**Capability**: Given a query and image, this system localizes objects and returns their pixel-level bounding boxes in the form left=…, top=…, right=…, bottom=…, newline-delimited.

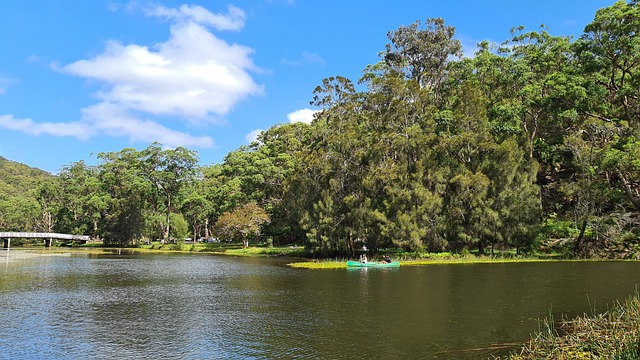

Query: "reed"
left=506, top=290, right=640, bottom=359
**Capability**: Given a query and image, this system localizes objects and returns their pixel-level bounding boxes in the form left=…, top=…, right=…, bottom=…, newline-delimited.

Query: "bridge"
left=0, top=232, right=91, bottom=248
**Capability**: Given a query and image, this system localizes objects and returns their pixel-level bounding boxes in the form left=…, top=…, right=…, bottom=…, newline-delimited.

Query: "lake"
left=1, top=250, right=640, bottom=359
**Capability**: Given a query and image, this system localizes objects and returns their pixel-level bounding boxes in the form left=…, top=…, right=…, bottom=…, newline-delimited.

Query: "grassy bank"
left=17, top=242, right=629, bottom=268
left=505, top=291, right=640, bottom=359
left=19, top=241, right=307, bottom=258
left=285, top=252, right=613, bottom=269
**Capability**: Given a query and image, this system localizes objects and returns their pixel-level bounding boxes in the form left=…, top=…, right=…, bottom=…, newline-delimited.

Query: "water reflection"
left=1, top=252, right=639, bottom=359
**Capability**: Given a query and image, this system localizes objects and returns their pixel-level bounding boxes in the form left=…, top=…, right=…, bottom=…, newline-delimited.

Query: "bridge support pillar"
left=45, top=238, right=52, bottom=247
left=3, top=238, right=9, bottom=249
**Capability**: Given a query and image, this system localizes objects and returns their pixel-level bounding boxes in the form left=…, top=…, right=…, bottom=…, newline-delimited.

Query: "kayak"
left=346, top=260, right=400, bottom=268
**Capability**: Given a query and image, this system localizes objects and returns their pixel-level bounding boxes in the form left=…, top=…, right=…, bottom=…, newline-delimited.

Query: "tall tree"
left=97, top=148, right=150, bottom=246
left=382, top=17, right=462, bottom=103
left=141, top=143, right=199, bottom=241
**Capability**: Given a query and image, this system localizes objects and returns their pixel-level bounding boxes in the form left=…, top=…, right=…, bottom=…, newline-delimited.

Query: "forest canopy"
left=2, top=1, right=639, bottom=258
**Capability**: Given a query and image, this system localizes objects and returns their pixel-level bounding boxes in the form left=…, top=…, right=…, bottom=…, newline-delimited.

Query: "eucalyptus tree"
left=382, top=17, right=462, bottom=104
left=35, top=178, right=62, bottom=233
left=57, top=161, right=108, bottom=237
left=496, top=27, right=588, bottom=162
left=141, top=143, right=199, bottom=241
left=180, top=183, right=209, bottom=241
left=574, top=0, right=640, bottom=214
left=255, top=122, right=310, bottom=243
left=97, top=148, right=150, bottom=246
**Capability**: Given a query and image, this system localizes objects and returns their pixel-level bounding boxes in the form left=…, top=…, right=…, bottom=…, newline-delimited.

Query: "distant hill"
left=0, top=157, right=53, bottom=231
left=0, top=156, right=52, bottom=200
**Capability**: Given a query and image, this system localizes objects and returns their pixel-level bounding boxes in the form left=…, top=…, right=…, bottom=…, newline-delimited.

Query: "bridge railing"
left=0, top=232, right=90, bottom=241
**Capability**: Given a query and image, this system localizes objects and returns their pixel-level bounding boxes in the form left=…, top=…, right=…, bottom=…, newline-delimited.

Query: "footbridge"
left=0, top=232, right=91, bottom=248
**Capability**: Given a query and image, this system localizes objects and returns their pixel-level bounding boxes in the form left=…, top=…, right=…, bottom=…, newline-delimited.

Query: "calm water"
left=1, top=250, right=640, bottom=359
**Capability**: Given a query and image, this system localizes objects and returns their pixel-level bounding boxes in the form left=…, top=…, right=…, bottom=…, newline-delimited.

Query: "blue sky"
left=0, top=0, right=615, bottom=173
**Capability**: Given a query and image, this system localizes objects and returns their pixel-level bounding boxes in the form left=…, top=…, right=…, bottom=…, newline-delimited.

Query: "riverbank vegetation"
left=506, top=290, right=640, bottom=359
left=1, top=1, right=640, bottom=261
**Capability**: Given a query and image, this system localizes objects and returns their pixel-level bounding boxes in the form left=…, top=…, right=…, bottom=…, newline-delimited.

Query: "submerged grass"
left=504, top=290, right=640, bottom=359
left=286, top=253, right=575, bottom=269
left=287, top=260, right=347, bottom=269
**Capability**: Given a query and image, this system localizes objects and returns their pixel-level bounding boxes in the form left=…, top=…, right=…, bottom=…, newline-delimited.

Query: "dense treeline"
left=1, top=1, right=639, bottom=257
left=0, top=157, right=52, bottom=232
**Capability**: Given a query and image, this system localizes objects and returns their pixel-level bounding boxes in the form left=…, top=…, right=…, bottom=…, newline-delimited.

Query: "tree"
left=180, top=188, right=209, bottom=241
left=574, top=0, right=640, bottom=212
left=97, top=148, right=150, bottom=246
left=212, top=202, right=270, bottom=248
left=35, top=178, right=61, bottom=233
left=141, top=143, right=199, bottom=241
left=57, top=161, right=108, bottom=237
left=382, top=18, right=462, bottom=102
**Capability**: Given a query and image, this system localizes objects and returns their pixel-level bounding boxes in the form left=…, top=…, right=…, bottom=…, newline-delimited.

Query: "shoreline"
left=1, top=248, right=72, bottom=263
left=4, top=245, right=636, bottom=269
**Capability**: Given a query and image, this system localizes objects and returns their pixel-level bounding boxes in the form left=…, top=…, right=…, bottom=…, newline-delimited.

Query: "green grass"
left=505, top=290, right=640, bottom=359
left=287, top=260, right=347, bottom=269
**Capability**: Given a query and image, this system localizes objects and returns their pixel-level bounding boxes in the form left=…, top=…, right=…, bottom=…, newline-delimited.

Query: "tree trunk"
left=618, top=171, right=640, bottom=211
left=165, top=194, right=171, bottom=241
left=574, top=220, right=588, bottom=255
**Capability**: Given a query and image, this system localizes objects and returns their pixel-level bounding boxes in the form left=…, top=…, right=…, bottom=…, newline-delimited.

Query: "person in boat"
left=359, top=254, right=368, bottom=263
left=383, top=255, right=392, bottom=263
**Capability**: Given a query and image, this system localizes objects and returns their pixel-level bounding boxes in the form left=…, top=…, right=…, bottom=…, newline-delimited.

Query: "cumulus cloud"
left=0, top=2, right=261, bottom=149
left=60, top=5, right=263, bottom=122
left=287, top=108, right=319, bottom=124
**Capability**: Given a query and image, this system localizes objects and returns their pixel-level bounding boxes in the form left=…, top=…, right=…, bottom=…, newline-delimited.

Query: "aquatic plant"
left=507, top=290, right=640, bottom=359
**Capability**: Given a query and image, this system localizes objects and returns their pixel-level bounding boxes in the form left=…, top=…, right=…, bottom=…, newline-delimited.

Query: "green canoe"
left=346, top=260, right=400, bottom=268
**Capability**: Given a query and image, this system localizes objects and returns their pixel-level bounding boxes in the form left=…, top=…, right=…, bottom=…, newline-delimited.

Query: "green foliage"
left=213, top=202, right=270, bottom=248
left=169, top=213, right=189, bottom=241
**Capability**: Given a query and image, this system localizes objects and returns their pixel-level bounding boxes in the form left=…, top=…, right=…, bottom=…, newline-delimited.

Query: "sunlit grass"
left=505, top=289, right=640, bottom=359
left=287, top=260, right=347, bottom=269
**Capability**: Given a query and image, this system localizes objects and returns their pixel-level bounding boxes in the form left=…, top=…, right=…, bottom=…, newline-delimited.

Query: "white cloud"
left=287, top=108, right=319, bottom=124
left=0, top=114, right=92, bottom=139
left=60, top=13, right=263, bottom=122
left=246, top=129, right=264, bottom=144
left=0, top=3, right=259, bottom=150
left=146, top=4, right=246, bottom=31
left=5, top=3, right=263, bottom=149
left=81, top=102, right=214, bottom=148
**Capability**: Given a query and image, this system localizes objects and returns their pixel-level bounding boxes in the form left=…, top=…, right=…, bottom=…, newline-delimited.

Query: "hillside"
left=0, top=157, right=52, bottom=231
left=0, top=156, right=52, bottom=199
